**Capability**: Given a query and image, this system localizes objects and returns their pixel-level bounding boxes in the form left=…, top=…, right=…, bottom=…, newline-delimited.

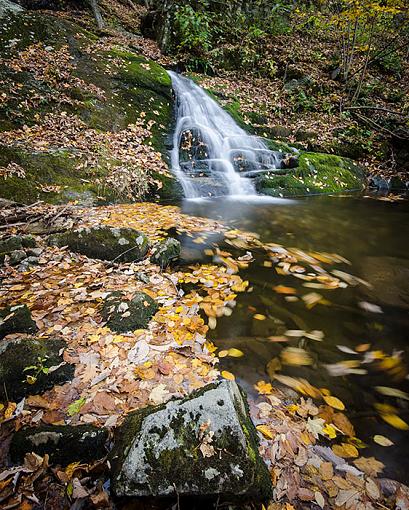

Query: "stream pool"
left=181, top=193, right=409, bottom=483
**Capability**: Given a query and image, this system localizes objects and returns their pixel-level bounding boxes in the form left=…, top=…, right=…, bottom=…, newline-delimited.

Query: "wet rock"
left=10, top=424, right=108, bottom=466
left=0, top=304, right=37, bottom=339
left=101, top=291, right=158, bottom=333
left=110, top=380, right=272, bottom=499
left=281, top=154, right=299, bottom=169
left=9, top=249, right=26, bottom=265
left=150, top=237, right=181, bottom=269
left=19, top=256, right=40, bottom=271
left=26, top=247, right=42, bottom=257
left=48, top=226, right=149, bottom=263
left=0, top=0, right=23, bottom=17
left=0, top=337, right=74, bottom=402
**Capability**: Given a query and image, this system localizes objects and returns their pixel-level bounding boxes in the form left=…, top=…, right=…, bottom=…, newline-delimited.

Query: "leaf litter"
left=0, top=200, right=408, bottom=509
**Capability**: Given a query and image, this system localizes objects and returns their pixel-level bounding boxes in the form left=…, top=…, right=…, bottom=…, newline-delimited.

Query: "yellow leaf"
left=381, top=413, right=409, bottom=430
left=322, top=424, right=337, bottom=439
left=254, top=380, right=273, bottom=395
left=373, top=435, right=394, bottom=447
left=273, top=285, right=297, bottom=294
left=253, top=314, right=266, bottom=320
left=227, top=348, right=244, bottom=358
left=323, top=395, right=345, bottom=411
left=218, top=350, right=228, bottom=358
left=256, top=424, right=274, bottom=440
left=221, top=370, right=235, bottom=381
left=332, top=443, right=358, bottom=458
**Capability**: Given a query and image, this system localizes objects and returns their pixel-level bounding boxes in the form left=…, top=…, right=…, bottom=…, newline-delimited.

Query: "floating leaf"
left=253, top=314, right=266, bottom=320
left=227, top=348, right=244, bottom=358
left=380, top=413, right=409, bottom=430
left=373, top=435, right=394, bottom=447
left=323, top=395, right=345, bottom=411
left=375, top=386, right=409, bottom=401
left=254, top=380, right=273, bottom=395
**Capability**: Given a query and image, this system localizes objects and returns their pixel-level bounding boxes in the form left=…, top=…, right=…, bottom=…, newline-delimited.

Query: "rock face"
left=101, top=291, right=158, bottom=332
left=0, top=304, right=38, bottom=339
left=48, top=226, right=149, bottom=262
left=150, top=237, right=181, bottom=269
left=256, top=151, right=366, bottom=197
left=0, top=0, right=23, bottom=17
left=0, top=337, right=74, bottom=402
left=110, top=380, right=272, bottom=499
left=10, top=425, right=108, bottom=466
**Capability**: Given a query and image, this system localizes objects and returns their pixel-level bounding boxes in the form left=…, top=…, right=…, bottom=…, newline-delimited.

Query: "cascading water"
left=168, top=71, right=282, bottom=199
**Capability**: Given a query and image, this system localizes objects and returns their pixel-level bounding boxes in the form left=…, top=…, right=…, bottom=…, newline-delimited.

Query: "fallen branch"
left=345, top=106, right=408, bottom=117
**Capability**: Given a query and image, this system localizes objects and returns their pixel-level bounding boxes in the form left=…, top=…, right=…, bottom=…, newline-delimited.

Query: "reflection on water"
left=181, top=194, right=409, bottom=482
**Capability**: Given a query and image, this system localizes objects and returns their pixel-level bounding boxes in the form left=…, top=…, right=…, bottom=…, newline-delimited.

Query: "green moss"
left=256, top=151, right=366, bottom=197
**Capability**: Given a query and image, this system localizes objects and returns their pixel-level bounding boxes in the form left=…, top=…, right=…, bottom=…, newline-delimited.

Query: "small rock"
left=281, top=154, right=299, bottom=169
left=9, top=249, right=26, bottom=265
left=0, top=304, right=37, bottom=339
left=21, top=235, right=37, bottom=248
left=0, top=235, right=23, bottom=253
left=110, top=380, right=272, bottom=499
left=10, top=424, right=108, bottom=466
left=0, top=337, right=74, bottom=402
left=48, top=226, right=149, bottom=263
left=101, top=291, right=158, bottom=332
left=135, top=271, right=150, bottom=284
left=27, top=247, right=42, bottom=257
left=150, top=237, right=181, bottom=269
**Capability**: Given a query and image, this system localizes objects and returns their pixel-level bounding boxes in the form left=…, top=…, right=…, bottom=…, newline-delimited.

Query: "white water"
left=168, top=71, right=281, bottom=199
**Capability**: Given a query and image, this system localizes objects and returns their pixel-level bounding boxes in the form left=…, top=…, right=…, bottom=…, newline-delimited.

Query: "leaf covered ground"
left=1, top=201, right=409, bottom=509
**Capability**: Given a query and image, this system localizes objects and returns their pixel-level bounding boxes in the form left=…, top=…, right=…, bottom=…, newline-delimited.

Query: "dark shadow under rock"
left=10, top=424, right=108, bottom=466
left=0, top=337, right=74, bottom=402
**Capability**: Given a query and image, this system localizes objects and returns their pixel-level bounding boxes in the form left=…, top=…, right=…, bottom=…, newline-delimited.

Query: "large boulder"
left=48, top=226, right=149, bottom=263
left=150, top=237, right=181, bottom=269
left=0, top=304, right=38, bottom=339
left=10, top=424, right=108, bottom=466
left=101, top=291, right=158, bottom=332
left=0, top=0, right=23, bottom=17
left=110, top=380, right=272, bottom=499
left=255, top=151, right=366, bottom=197
left=0, top=337, right=74, bottom=402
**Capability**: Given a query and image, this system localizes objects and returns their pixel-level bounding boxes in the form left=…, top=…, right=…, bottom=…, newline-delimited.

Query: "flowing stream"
left=168, top=71, right=281, bottom=199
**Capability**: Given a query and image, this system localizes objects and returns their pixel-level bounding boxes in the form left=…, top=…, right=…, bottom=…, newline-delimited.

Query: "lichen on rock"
left=0, top=303, right=37, bottom=339
left=110, top=380, right=272, bottom=500
left=150, top=237, right=181, bottom=269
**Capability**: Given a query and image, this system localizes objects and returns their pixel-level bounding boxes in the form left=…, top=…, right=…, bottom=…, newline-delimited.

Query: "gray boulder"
left=48, top=226, right=149, bottom=263
left=0, top=304, right=37, bottom=339
left=150, top=237, right=181, bottom=269
left=0, top=337, right=74, bottom=402
left=0, top=0, right=23, bottom=18
left=10, top=424, right=108, bottom=466
left=101, top=291, right=158, bottom=332
left=110, top=380, right=272, bottom=499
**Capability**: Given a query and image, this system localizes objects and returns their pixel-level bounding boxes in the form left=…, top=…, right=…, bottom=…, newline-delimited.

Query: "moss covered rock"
left=48, top=226, right=148, bottom=262
left=110, top=380, right=272, bottom=499
left=255, top=151, right=366, bottom=197
left=150, top=237, right=181, bottom=269
left=0, top=304, right=37, bottom=339
left=0, top=337, right=74, bottom=402
left=101, top=291, right=158, bottom=332
left=10, top=424, right=108, bottom=466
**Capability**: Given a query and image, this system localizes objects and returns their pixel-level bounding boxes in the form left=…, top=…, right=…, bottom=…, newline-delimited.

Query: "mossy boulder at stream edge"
left=0, top=10, right=180, bottom=204
left=101, top=291, right=158, bottom=332
left=110, top=380, right=272, bottom=500
left=48, top=226, right=148, bottom=262
left=255, top=152, right=366, bottom=197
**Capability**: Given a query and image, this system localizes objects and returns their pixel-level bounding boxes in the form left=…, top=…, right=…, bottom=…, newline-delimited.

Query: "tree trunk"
left=87, top=0, right=105, bottom=29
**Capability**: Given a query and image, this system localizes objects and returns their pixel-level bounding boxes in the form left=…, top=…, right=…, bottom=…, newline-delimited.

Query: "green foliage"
left=23, top=356, right=49, bottom=385
left=174, top=5, right=213, bottom=55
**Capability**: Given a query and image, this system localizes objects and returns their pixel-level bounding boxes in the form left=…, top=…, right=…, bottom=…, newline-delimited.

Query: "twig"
left=345, top=106, right=407, bottom=117
left=352, top=111, right=407, bottom=140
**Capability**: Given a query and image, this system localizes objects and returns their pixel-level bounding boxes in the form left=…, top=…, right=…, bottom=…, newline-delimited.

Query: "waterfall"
left=168, top=71, right=281, bottom=199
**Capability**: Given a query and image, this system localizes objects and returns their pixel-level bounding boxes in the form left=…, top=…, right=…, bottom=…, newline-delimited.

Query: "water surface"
left=182, top=194, right=409, bottom=482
